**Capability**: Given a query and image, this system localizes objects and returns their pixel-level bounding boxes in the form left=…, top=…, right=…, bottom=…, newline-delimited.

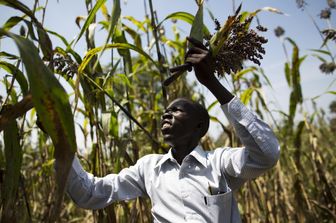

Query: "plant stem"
left=148, top=0, right=167, bottom=106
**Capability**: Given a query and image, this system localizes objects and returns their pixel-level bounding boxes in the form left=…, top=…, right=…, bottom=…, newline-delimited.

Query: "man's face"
left=160, top=99, right=200, bottom=146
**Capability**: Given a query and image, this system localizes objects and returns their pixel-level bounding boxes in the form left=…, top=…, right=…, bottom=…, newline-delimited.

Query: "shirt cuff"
left=220, top=97, right=256, bottom=126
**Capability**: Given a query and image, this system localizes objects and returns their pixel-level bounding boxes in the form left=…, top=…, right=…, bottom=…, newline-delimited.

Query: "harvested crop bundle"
left=165, top=4, right=269, bottom=85
left=205, top=14, right=268, bottom=77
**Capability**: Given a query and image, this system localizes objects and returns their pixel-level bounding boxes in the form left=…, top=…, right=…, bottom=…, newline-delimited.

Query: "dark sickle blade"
left=164, top=63, right=192, bottom=86
left=169, top=63, right=192, bottom=73
left=163, top=70, right=184, bottom=86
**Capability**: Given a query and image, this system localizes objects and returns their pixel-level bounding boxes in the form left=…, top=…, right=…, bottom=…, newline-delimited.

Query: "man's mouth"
left=162, top=123, right=171, bottom=129
left=161, top=120, right=172, bottom=131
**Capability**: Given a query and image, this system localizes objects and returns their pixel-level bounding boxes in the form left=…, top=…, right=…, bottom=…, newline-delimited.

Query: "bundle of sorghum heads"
left=319, top=62, right=336, bottom=74
left=328, top=0, right=336, bottom=9
left=206, top=15, right=268, bottom=76
left=296, top=0, right=307, bottom=9
left=53, top=54, right=78, bottom=80
left=274, top=26, right=285, bottom=38
left=322, top=29, right=336, bottom=42
left=320, top=8, right=331, bottom=19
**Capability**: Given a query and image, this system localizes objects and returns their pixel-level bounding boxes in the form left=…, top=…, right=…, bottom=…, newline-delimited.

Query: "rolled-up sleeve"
left=220, top=97, right=280, bottom=188
left=65, top=156, right=147, bottom=209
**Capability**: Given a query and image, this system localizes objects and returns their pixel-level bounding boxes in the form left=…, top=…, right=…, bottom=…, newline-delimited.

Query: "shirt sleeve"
left=65, top=155, right=147, bottom=209
left=220, top=97, right=280, bottom=189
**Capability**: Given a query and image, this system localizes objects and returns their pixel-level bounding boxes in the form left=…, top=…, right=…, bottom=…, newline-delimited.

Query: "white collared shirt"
left=65, top=97, right=280, bottom=222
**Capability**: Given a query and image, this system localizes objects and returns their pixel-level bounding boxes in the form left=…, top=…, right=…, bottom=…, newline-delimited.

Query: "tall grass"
left=0, top=0, right=335, bottom=222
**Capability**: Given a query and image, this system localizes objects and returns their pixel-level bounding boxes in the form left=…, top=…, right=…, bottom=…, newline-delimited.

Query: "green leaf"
left=312, top=90, right=336, bottom=100
left=107, top=0, right=121, bottom=42
left=47, top=30, right=82, bottom=63
left=284, top=62, right=291, bottom=86
left=294, top=120, right=305, bottom=148
left=100, top=2, right=110, bottom=21
left=1, top=120, right=22, bottom=222
left=0, top=0, right=35, bottom=18
left=123, top=16, right=147, bottom=32
left=75, top=0, right=107, bottom=44
left=113, top=73, right=132, bottom=88
left=241, top=88, right=254, bottom=105
left=109, top=110, right=119, bottom=137
left=234, top=67, right=257, bottom=81
left=36, top=25, right=53, bottom=60
left=189, top=3, right=204, bottom=44
left=122, top=24, right=142, bottom=48
left=0, top=61, right=29, bottom=95
left=207, top=100, right=218, bottom=112
left=3, top=30, right=76, bottom=221
left=257, top=67, right=273, bottom=89
left=47, top=29, right=70, bottom=47
left=97, top=0, right=121, bottom=62
left=2, top=16, right=24, bottom=32
left=311, top=54, right=327, bottom=63
left=0, top=0, right=53, bottom=60
left=113, top=23, right=132, bottom=74
left=157, top=12, right=210, bottom=38
left=326, top=90, right=336, bottom=95
left=0, top=51, right=19, bottom=60
left=79, top=43, right=158, bottom=74
left=22, top=19, right=38, bottom=40
left=286, top=37, right=303, bottom=104
left=289, top=91, right=297, bottom=121
left=309, top=49, right=332, bottom=57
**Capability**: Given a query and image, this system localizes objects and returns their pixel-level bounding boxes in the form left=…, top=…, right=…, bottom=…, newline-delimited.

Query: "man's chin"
left=162, top=135, right=176, bottom=146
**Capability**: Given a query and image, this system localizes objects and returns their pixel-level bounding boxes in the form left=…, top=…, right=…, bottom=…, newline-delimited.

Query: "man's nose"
left=161, top=112, right=172, bottom=119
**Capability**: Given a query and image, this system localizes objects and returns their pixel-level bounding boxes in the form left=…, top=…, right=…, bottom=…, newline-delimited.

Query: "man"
left=64, top=38, right=280, bottom=222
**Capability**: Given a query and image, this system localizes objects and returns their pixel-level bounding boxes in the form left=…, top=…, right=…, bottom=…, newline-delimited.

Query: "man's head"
left=160, top=98, right=210, bottom=147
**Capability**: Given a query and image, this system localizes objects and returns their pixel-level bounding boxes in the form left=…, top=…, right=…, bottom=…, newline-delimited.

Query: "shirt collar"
left=154, top=144, right=208, bottom=170
left=154, top=149, right=174, bottom=170
left=189, top=145, right=208, bottom=167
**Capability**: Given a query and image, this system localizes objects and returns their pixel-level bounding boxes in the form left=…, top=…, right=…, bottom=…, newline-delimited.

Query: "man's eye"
left=165, top=107, right=183, bottom=113
left=174, top=108, right=183, bottom=112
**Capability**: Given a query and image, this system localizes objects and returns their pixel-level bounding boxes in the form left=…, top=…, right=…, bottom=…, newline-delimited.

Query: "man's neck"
left=172, top=141, right=198, bottom=165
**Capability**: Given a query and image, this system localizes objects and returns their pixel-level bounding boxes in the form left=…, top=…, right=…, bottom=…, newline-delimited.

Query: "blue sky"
left=1, top=0, right=335, bottom=141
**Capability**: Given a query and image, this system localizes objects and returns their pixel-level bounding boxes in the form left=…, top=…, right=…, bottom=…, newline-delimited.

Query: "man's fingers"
left=185, top=47, right=209, bottom=63
left=185, top=54, right=204, bottom=64
left=187, top=46, right=208, bottom=54
left=187, top=36, right=208, bottom=50
left=169, top=63, right=192, bottom=73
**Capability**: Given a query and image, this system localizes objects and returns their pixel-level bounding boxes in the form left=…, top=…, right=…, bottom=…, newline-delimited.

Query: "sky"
left=0, top=0, right=335, bottom=144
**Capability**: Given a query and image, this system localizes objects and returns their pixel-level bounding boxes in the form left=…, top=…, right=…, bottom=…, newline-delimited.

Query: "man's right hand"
left=185, top=37, right=234, bottom=104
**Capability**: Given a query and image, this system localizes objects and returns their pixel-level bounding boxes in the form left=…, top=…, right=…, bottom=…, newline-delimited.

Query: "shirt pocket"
left=205, top=190, right=232, bottom=223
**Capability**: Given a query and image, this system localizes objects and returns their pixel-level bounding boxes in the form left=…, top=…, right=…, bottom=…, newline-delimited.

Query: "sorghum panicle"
left=320, top=8, right=331, bottom=19
left=328, top=0, right=336, bottom=9
left=322, top=29, right=336, bottom=42
left=209, top=15, right=268, bottom=77
left=53, top=54, right=78, bottom=80
left=296, top=0, right=307, bottom=9
left=320, top=62, right=336, bottom=74
left=274, top=26, right=285, bottom=37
